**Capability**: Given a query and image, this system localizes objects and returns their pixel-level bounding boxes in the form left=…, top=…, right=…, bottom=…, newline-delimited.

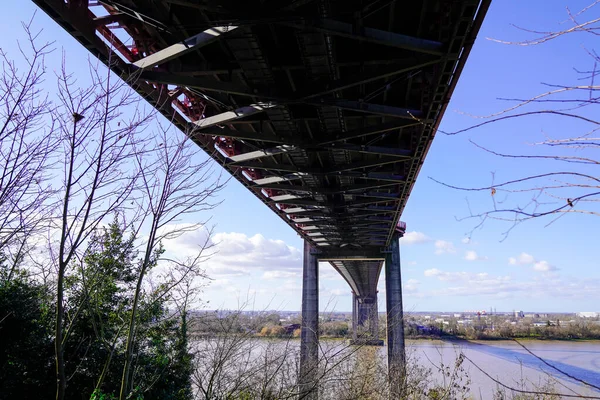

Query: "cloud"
left=424, top=268, right=504, bottom=283
left=404, top=279, right=420, bottom=293
left=464, top=250, right=488, bottom=261
left=161, top=229, right=302, bottom=277
left=424, top=268, right=442, bottom=277
left=508, top=252, right=535, bottom=265
left=320, top=269, right=344, bottom=281
left=533, top=261, right=558, bottom=272
left=208, top=279, right=237, bottom=293
left=434, top=240, right=456, bottom=255
left=401, top=231, right=431, bottom=245
left=329, top=288, right=347, bottom=296
left=508, top=252, right=558, bottom=272
left=262, top=270, right=299, bottom=280
left=461, top=237, right=471, bottom=244
left=427, top=274, right=597, bottom=299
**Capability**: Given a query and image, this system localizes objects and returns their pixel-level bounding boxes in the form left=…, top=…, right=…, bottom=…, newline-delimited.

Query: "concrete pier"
left=299, top=241, right=319, bottom=399
left=385, top=230, right=406, bottom=396
left=350, top=294, right=383, bottom=346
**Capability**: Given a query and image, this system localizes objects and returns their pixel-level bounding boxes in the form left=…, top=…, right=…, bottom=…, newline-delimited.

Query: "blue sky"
left=4, top=1, right=599, bottom=312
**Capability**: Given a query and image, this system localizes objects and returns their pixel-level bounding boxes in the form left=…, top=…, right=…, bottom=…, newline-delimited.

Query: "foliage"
left=61, top=220, right=193, bottom=399
left=0, top=221, right=193, bottom=399
left=0, top=260, right=54, bottom=399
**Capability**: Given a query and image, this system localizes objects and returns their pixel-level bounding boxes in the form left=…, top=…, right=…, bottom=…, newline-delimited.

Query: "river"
left=407, top=339, right=600, bottom=398
left=192, top=336, right=600, bottom=398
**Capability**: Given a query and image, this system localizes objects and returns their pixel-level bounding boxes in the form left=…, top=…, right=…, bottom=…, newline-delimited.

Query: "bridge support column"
left=350, top=295, right=383, bottom=345
left=369, top=297, right=379, bottom=338
left=352, top=292, right=358, bottom=340
left=299, top=241, right=319, bottom=399
left=385, top=230, right=405, bottom=397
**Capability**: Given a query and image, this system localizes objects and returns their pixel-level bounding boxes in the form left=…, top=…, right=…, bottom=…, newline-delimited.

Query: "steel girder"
left=33, top=0, right=491, bottom=297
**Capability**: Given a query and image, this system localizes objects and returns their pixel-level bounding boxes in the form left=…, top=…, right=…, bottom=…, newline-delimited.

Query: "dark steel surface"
left=33, top=0, right=490, bottom=298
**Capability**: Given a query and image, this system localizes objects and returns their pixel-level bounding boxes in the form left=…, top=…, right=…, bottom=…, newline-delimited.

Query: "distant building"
left=577, top=312, right=599, bottom=318
left=514, top=311, right=524, bottom=319
left=453, top=313, right=462, bottom=318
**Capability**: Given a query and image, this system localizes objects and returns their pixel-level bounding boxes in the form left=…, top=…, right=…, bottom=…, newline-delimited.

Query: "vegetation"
left=0, top=222, right=193, bottom=399
left=0, top=21, right=220, bottom=400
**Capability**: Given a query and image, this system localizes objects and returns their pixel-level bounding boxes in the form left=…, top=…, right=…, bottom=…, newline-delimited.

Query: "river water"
left=407, top=339, right=600, bottom=398
left=192, top=337, right=600, bottom=398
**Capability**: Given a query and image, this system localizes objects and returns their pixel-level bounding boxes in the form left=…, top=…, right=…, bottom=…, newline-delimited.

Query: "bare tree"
left=0, top=20, right=57, bottom=279
left=432, top=2, right=600, bottom=238
left=49, top=52, right=153, bottom=399
left=118, top=120, right=224, bottom=400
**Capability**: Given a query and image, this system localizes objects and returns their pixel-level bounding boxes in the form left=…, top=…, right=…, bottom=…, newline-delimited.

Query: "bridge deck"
left=34, top=0, right=490, bottom=298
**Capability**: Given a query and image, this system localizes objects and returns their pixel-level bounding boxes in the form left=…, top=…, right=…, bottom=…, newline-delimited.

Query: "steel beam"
left=192, top=104, right=275, bottom=130
left=139, top=70, right=257, bottom=97
left=172, top=57, right=445, bottom=76
left=299, top=241, right=319, bottom=399
left=254, top=181, right=399, bottom=194
left=324, top=100, right=422, bottom=119
left=240, top=162, right=405, bottom=177
left=274, top=195, right=397, bottom=207
left=281, top=18, right=444, bottom=56
left=326, top=144, right=412, bottom=158
left=233, top=142, right=410, bottom=158
left=300, top=58, right=440, bottom=101
left=318, top=120, right=419, bottom=145
left=317, top=249, right=385, bottom=260
left=326, top=157, right=403, bottom=173
left=385, top=230, right=406, bottom=396
left=133, top=25, right=239, bottom=69
left=195, top=126, right=285, bottom=143
left=229, top=145, right=293, bottom=162
left=253, top=173, right=306, bottom=185
left=233, top=161, right=303, bottom=173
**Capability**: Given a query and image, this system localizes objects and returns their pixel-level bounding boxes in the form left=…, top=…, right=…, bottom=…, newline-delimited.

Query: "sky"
left=3, top=1, right=599, bottom=313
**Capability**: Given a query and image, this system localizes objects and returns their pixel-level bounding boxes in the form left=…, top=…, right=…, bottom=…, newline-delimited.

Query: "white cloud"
left=509, top=252, right=535, bottom=265
left=320, top=269, right=344, bottom=281
left=208, top=279, right=237, bottom=292
left=424, top=268, right=442, bottom=277
left=533, top=261, right=558, bottom=272
left=424, top=268, right=504, bottom=283
left=434, top=240, right=456, bottom=255
left=508, top=252, right=558, bottom=272
left=427, top=273, right=595, bottom=299
left=404, top=279, right=420, bottom=293
left=161, top=229, right=303, bottom=277
left=329, top=288, right=347, bottom=296
left=464, top=250, right=488, bottom=261
left=262, top=270, right=299, bottom=280
left=461, top=237, right=471, bottom=244
left=401, top=231, right=431, bottom=245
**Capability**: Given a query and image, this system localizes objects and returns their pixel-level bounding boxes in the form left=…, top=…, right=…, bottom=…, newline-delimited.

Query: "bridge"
left=33, top=0, right=490, bottom=396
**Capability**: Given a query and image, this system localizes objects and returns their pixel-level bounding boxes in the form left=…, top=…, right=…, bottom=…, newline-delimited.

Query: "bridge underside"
left=35, top=0, right=490, bottom=396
